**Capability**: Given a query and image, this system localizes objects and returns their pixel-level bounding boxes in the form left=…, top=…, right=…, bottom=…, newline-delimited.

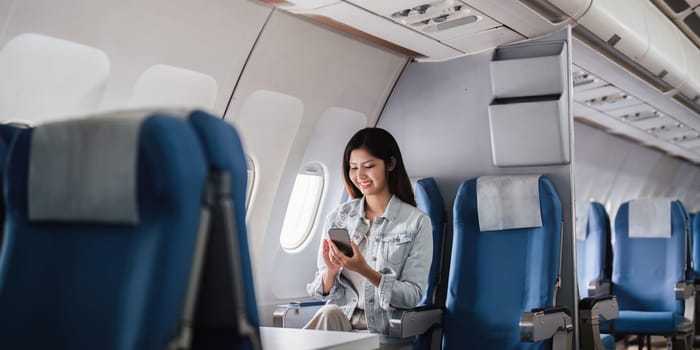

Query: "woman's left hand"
left=328, top=241, right=369, bottom=274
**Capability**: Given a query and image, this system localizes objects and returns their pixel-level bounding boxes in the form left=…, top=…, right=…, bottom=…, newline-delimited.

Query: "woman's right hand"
left=322, top=239, right=342, bottom=274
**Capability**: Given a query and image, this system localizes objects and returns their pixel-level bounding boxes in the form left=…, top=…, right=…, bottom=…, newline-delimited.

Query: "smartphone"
left=328, top=228, right=354, bottom=257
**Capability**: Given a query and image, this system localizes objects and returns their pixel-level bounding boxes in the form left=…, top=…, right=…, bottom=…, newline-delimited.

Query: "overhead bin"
left=577, top=0, right=650, bottom=61
left=538, top=0, right=593, bottom=20
left=679, top=29, right=700, bottom=102
left=640, top=0, right=688, bottom=89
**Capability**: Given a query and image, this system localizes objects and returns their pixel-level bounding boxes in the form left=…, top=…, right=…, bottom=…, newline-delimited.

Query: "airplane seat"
left=395, top=177, right=449, bottom=349
left=443, top=174, right=571, bottom=349
left=611, top=199, right=694, bottom=349
left=576, top=202, right=619, bottom=350
left=691, top=213, right=700, bottom=343
left=414, top=177, right=448, bottom=308
left=0, top=124, right=24, bottom=253
left=272, top=177, right=448, bottom=343
left=0, top=114, right=209, bottom=349
left=184, top=110, right=261, bottom=349
left=576, top=201, right=613, bottom=298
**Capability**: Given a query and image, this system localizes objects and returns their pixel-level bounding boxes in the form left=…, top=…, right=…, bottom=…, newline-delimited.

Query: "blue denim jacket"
left=306, top=195, right=433, bottom=334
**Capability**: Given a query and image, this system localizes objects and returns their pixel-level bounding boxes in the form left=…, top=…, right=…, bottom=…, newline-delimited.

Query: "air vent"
left=573, top=70, right=596, bottom=87
left=388, top=0, right=494, bottom=35
left=584, top=92, right=629, bottom=106
left=619, top=110, right=660, bottom=122
left=391, top=2, right=470, bottom=29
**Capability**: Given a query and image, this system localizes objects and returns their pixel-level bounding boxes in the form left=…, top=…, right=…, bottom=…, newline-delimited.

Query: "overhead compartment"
left=679, top=38, right=700, bottom=101
left=639, top=0, right=688, bottom=89
left=538, top=0, right=593, bottom=20
left=577, top=0, right=649, bottom=61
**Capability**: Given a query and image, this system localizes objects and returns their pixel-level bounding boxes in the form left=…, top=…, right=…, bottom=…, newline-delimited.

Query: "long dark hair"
left=342, top=128, right=416, bottom=207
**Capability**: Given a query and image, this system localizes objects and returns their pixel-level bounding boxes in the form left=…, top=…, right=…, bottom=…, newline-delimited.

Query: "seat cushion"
left=614, top=310, right=687, bottom=334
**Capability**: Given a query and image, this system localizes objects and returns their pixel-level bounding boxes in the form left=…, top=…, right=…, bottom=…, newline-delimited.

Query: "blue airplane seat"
left=693, top=214, right=700, bottom=278
left=576, top=201, right=618, bottom=350
left=576, top=202, right=613, bottom=298
left=415, top=177, right=448, bottom=308
left=411, top=177, right=449, bottom=349
left=445, top=175, right=571, bottom=349
left=185, top=110, right=261, bottom=349
left=611, top=199, right=693, bottom=347
left=0, top=115, right=209, bottom=349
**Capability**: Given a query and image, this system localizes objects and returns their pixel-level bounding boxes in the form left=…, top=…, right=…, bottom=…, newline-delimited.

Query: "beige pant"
left=303, top=304, right=368, bottom=331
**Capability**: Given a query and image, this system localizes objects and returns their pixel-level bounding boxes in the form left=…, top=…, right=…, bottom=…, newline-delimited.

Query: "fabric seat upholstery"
left=444, top=175, right=563, bottom=349
left=0, top=115, right=208, bottom=349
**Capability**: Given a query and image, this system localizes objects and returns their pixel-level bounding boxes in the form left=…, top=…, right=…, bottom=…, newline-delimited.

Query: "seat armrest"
left=273, top=300, right=325, bottom=328
left=676, top=281, right=696, bottom=323
left=388, top=305, right=444, bottom=338
left=580, top=295, right=618, bottom=321
left=520, top=306, right=573, bottom=350
left=587, top=279, right=611, bottom=297
left=676, top=281, right=694, bottom=300
left=579, top=295, right=618, bottom=350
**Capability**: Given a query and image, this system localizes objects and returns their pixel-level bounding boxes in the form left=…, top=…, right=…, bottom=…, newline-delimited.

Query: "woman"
left=304, top=127, right=433, bottom=334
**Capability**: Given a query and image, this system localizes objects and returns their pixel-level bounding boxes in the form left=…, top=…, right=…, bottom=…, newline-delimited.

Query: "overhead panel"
left=347, top=0, right=526, bottom=58
left=573, top=65, right=700, bottom=163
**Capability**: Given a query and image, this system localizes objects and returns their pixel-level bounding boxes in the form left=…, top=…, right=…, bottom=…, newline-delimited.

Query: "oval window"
left=279, top=163, right=325, bottom=251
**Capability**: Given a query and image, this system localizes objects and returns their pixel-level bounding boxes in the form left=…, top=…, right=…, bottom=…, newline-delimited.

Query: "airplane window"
left=128, top=64, right=218, bottom=110
left=0, top=33, right=110, bottom=123
left=246, top=154, right=256, bottom=212
left=279, top=163, right=325, bottom=251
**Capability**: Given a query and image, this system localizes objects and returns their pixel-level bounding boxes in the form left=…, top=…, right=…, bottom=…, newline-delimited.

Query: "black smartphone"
left=328, top=228, right=354, bottom=257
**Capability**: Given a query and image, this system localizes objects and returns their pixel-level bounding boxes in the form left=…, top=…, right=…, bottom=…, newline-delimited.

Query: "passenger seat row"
left=577, top=198, right=696, bottom=349
left=277, top=174, right=610, bottom=350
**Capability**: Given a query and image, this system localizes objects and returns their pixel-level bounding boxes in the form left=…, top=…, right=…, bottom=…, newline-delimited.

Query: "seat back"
left=445, top=175, right=563, bottom=349
left=414, top=177, right=448, bottom=307
left=0, top=124, right=23, bottom=249
left=612, top=199, right=687, bottom=313
left=576, top=201, right=613, bottom=298
left=0, top=114, right=208, bottom=349
left=692, top=214, right=700, bottom=278
left=185, top=110, right=261, bottom=349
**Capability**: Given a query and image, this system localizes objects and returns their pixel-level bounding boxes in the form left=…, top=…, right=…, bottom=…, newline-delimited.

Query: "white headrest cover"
left=477, top=175, right=542, bottom=231
left=28, top=110, right=153, bottom=224
left=575, top=200, right=589, bottom=241
left=628, top=198, right=671, bottom=239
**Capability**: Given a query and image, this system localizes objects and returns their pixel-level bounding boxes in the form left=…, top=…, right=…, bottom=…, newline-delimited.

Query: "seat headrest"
left=27, top=112, right=151, bottom=224
left=476, top=175, right=542, bottom=231
left=575, top=200, right=589, bottom=240
left=628, top=198, right=672, bottom=238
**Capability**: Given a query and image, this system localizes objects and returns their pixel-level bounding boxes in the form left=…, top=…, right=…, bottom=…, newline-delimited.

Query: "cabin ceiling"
left=261, top=0, right=700, bottom=163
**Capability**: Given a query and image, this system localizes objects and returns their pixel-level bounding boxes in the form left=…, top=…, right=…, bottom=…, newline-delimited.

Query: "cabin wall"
left=0, top=0, right=272, bottom=115
left=575, top=121, right=700, bottom=223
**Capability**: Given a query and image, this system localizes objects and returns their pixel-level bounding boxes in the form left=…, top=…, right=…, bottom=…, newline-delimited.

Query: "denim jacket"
left=306, top=195, right=433, bottom=334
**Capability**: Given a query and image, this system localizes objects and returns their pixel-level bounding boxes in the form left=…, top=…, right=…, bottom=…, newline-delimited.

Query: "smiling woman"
left=304, top=127, right=433, bottom=335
